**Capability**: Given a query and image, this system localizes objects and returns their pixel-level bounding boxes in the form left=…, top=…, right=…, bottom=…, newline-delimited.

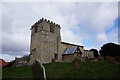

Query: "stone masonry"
left=29, top=18, right=62, bottom=64
left=29, top=18, right=94, bottom=64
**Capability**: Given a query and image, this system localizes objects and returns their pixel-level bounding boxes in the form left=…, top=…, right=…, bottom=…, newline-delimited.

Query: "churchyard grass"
left=2, top=60, right=120, bottom=79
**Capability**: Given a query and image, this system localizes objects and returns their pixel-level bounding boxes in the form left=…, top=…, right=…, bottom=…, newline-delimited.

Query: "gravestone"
left=98, top=56, right=103, bottom=61
left=86, top=57, right=89, bottom=61
left=52, top=59, right=56, bottom=66
left=32, top=59, right=46, bottom=80
left=72, top=58, right=81, bottom=70
left=82, top=57, right=86, bottom=62
left=106, top=56, right=115, bottom=64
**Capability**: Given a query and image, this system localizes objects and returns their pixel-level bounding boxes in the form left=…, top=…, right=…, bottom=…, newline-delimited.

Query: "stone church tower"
left=29, top=18, right=62, bottom=64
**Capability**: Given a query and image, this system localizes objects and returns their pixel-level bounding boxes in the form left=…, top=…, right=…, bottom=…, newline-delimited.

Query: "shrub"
left=115, top=56, right=120, bottom=62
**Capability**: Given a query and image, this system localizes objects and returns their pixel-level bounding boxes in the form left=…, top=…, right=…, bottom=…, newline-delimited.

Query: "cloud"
left=1, top=0, right=120, bottom=2
left=2, top=54, right=22, bottom=62
left=2, top=32, right=30, bottom=55
left=2, top=2, right=118, bottom=61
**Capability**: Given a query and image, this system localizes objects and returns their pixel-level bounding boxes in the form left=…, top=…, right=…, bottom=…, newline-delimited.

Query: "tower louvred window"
left=35, top=26, right=38, bottom=33
left=50, top=26, right=54, bottom=33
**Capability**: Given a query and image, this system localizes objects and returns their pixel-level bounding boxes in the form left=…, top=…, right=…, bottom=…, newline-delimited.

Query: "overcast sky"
left=1, top=1, right=119, bottom=62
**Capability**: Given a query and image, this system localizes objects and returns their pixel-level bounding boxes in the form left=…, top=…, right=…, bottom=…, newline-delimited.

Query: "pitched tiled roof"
left=63, top=46, right=78, bottom=55
left=0, top=59, right=7, bottom=67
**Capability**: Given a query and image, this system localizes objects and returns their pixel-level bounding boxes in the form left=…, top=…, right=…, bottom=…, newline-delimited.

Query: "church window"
left=54, top=53, right=58, bottom=60
left=18, top=61, right=22, bottom=63
left=77, top=54, right=79, bottom=56
left=35, top=26, right=38, bottom=33
left=41, top=26, right=43, bottom=29
left=50, top=26, right=54, bottom=33
left=23, top=61, right=27, bottom=63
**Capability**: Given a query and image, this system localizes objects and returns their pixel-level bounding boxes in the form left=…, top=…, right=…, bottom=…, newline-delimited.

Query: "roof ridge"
left=61, top=42, right=84, bottom=47
left=63, top=46, right=78, bottom=55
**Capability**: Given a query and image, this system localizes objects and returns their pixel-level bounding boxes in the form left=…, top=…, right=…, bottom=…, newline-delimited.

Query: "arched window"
left=54, top=53, right=58, bottom=60
left=50, top=26, right=54, bottom=33
left=23, top=61, right=27, bottom=63
left=35, top=26, right=38, bottom=33
left=77, top=54, right=79, bottom=56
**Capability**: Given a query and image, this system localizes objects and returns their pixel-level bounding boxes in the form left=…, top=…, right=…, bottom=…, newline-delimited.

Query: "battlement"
left=31, top=18, right=61, bottom=30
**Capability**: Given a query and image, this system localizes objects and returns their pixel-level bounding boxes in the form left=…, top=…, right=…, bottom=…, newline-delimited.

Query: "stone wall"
left=29, top=18, right=94, bottom=64
left=81, top=50, right=94, bottom=61
left=61, top=42, right=84, bottom=55
left=63, top=54, right=74, bottom=62
left=29, top=18, right=62, bottom=64
left=63, top=54, right=81, bottom=62
left=14, top=57, right=30, bottom=66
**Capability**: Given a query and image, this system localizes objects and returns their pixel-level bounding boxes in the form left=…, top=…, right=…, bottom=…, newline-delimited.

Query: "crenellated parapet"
left=31, top=17, right=61, bottom=30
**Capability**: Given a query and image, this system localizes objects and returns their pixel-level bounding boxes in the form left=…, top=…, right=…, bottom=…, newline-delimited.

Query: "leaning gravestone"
left=72, top=58, right=81, bottom=70
left=52, top=59, right=56, bottom=66
left=32, top=59, right=46, bottom=80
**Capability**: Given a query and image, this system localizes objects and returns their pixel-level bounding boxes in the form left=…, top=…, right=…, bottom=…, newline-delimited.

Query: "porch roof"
left=63, top=46, right=78, bottom=55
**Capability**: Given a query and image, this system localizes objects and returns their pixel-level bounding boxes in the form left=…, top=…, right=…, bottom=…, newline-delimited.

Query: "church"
left=28, top=18, right=94, bottom=64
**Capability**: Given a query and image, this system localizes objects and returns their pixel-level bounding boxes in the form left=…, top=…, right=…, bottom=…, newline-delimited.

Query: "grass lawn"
left=2, top=60, right=120, bottom=79
left=2, top=65, right=33, bottom=78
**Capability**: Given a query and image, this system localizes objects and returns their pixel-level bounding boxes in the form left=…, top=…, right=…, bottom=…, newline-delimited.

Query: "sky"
left=1, top=0, right=119, bottom=62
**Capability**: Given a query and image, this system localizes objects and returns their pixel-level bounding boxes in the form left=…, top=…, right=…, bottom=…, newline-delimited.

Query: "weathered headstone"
left=52, top=59, right=56, bottom=66
left=98, top=56, right=102, bottom=61
left=72, top=58, right=81, bottom=70
left=106, top=56, right=115, bottom=64
left=82, top=57, right=86, bottom=62
left=86, top=57, right=89, bottom=61
left=32, top=59, right=46, bottom=80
